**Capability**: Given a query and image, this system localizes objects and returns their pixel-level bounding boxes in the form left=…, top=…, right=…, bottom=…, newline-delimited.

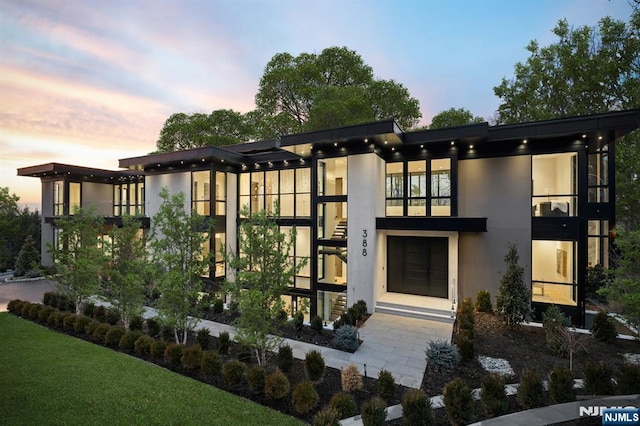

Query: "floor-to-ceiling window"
left=532, top=240, right=577, bottom=306
left=69, top=182, right=81, bottom=214
left=239, top=168, right=311, bottom=218
left=192, top=171, right=211, bottom=216
left=113, top=182, right=145, bottom=216
left=532, top=153, right=577, bottom=216
left=53, top=180, right=64, bottom=216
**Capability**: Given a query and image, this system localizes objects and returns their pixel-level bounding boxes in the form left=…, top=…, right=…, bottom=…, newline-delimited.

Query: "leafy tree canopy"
left=428, top=107, right=485, bottom=129
left=0, top=187, right=40, bottom=272
left=156, top=46, right=421, bottom=152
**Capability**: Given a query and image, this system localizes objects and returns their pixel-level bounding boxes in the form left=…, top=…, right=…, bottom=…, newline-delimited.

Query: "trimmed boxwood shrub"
left=20, top=301, right=33, bottom=317
left=591, top=311, right=617, bottom=343
left=402, top=388, right=434, bottom=426
left=517, top=370, right=545, bottom=409
left=92, top=323, right=111, bottom=343
left=212, top=298, right=224, bottom=314
left=181, top=345, right=203, bottom=370
left=329, top=392, right=357, bottom=418
left=56, top=311, right=73, bottom=329
left=145, top=318, right=161, bottom=337
left=43, top=292, right=57, bottom=307
left=201, top=350, right=222, bottom=378
left=63, top=313, right=78, bottom=331
left=150, top=339, right=167, bottom=360
left=443, top=378, right=474, bottom=425
left=265, top=369, right=290, bottom=400
left=84, top=320, right=100, bottom=335
left=457, top=332, right=474, bottom=361
left=583, top=362, right=615, bottom=395
left=305, top=350, right=325, bottom=382
left=7, top=299, right=24, bottom=313
left=134, top=335, right=154, bottom=356
left=276, top=344, right=293, bottom=373
left=105, top=326, right=126, bottom=347
left=292, top=381, right=319, bottom=414
left=129, top=315, right=144, bottom=331
left=246, top=366, right=266, bottom=393
left=377, top=369, right=396, bottom=403
left=293, top=310, right=304, bottom=331
left=616, top=363, right=640, bottom=394
left=73, top=315, right=92, bottom=334
left=311, top=315, right=323, bottom=335
left=361, top=396, right=387, bottom=426
left=46, top=311, right=58, bottom=326
left=548, top=364, right=575, bottom=403
left=222, top=359, right=245, bottom=387
left=475, top=290, right=493, bottom=313
left=217, top=331, right=230, bottom=355
left=164, top=343, right=185, bottom=368
left=196, top=328, right=211, bottom=350
left=334, top=324, right=358, bottom=352
left=39, top=306, right=55, bottom=322
left=119, top=331, right=142, bottom=352
left=313, top=406, right=340, bottom=426
left=480, top=374, right=507, bottom=418
left=28, top=303, right=42, bottom=320
left=106, top=309, right=121, bottom=325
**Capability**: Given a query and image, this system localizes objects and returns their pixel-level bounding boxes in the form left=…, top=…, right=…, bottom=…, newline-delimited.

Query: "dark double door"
left=387, top=236, right=448, bottom=298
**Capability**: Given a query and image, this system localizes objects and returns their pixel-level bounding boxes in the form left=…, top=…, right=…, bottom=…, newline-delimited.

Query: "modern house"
left=18, top=109, right=640, bottom=325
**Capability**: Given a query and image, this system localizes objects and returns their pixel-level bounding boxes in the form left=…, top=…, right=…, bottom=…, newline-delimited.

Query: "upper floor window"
left=215, top=171, right=226, bottom=215
left=114, top=182, right=145, bottom=216
left=53, top=181, right=64, bottom=216
left=239, top=168, right=310, bottom=218
left=532, top=153, right=577, bottom=217
left=192, top=171, right=210, bottom=216
left=69, top=182, right=81, bottom=213
left=588, top=145, right=609, bottom=203
left=431, top=158, right=451, bottom=216
left=318, top=158, right=347, bottom=196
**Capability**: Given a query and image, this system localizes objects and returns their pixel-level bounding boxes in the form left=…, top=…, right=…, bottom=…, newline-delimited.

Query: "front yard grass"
left=0, top=313, right=302, bottom=426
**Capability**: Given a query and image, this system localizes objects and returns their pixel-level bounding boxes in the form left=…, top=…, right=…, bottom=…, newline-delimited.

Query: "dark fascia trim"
left=405, top=122, right=489, bottom=145
left=17, top=163, right=137, bottom=180
left=280, top=119, right=403, bottom=147
left=376, top=216, right=487, bottom=232
left=489, top=109, right=640, bottom=142
left=224, top=139, right=280, bottom=154
left=118, top=146, right=245, bottom=169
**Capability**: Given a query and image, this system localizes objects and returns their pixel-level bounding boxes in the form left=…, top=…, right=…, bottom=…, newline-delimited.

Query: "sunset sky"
left=1, top=0, right=635, bottom=210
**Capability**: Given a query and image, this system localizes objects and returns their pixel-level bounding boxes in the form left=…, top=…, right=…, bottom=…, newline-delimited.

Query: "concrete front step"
left=375, top=301, right=456, bottom=323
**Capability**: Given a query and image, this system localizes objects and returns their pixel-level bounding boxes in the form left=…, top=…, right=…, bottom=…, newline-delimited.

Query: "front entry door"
left=387, top=236, right=448, bottom=298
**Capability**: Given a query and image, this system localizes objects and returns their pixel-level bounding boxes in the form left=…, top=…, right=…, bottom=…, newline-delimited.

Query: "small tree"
left=496, top=242, right=531, bottom=327
left=14, top=235, right=40, bottom=277
left=104, top=214, right=149, bottom=329
left=223, top=203, right=307, bottom=366
left=48, top=205, right=106, bottom=314
left=149, top=187, right=212, bottom=344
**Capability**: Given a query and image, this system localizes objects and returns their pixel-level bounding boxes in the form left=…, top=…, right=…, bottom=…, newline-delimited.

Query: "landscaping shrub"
left=311, top=315, right=324, bottom=335
left=457, top=332, right=474, bottom=361
left=94, top=305, right=107, bottom=322
left=401, top=388, right=434, bottom=426
left=616, top=363, right=640, bottom=394
left=43, top=292, right=56, bottom=307
left=334, top=324, right=358, bottom=352
left=548, top=364, right=575, bottom=403
left=347, top=306, right=362, bottom=324
left=246, top=366, right=266, bottom=393
left=106, top=309, right=121, bottom=325
left=341, top=364, right=363, bottom=394
left=341, top=311, right=356, bottom=327
left=583, top=362, right=615, bottom=395
left=212, top=298, right=224, bottom=313
left=276, top=344, right=293, bottom=373
left=56, top=311, right=73, bottom=329
left=277, top=308, right=288, bottom=321
left=201, top=350, right=222, bottom=378
left=480, top=374, right=507, bottom=418
left=38, top=306, right=55, bottom=322
left=475, top=289, right=493, bottom=313
left=134, top=335, right=154, bottom=356
left=237, top=346, right=253, bottom=363
left=145, top=317, right=161, bottom=337
left=305, top=350, right=325, bottom=382
left=517, top=369, right=545, bottom=409
left=20, top=301, right=32, bottom=317
left=129, top=315, right=144, bottom=331
left=443, top=378, right=474, bottom=425
left=542, top=305, right=569, bottom=357
left=84, top=319, right=99, bottom=335
left=265, top=370, right=290, bottom=400
left=104, top=326, right=126, bottom=347
left=181, top=345, right=203, bottom=370
left=293, top=310, right=304, bottom=331
left=329, top=392, right=357, bottom=418
left=7, top=299, right=24, bottom=313
left=332, top=317, right=345, bottom=330
left=150, top=339, right=167, bottom=360
left=82, top=302, right=96, bottom=318
left=92, top=323, right=110, bottom=343
left=46, top=310, right=58, bottom=326
left=161, top=325, right=175, bottom=342
left=222, top=359, right=245, bottom=387
left=72, top=315, right=91, bottom=333
left=313, top=406, right=340, bottom=426
left=425, top=340, right=460, bottom=373
left=57, top=294, right=73, bottom=312
left=164, top=343, right=185, bottom=368
left=292, top=381, right=319, bottom=414
left=456, top=315, right=474, bottom=339
left=591, top=311, right=617, bottom=343
left=196, top=327, right=211, bottom=350
left=63, top=313, right=77, bottom=331
left=119, top=331, right=142, bottom=352
left=495, top=242, right=531, bottom=327
left=28, top=303, right=42, bottom=320
left=217, top=331, right=230, bottom=355
left=361, top=396, right=387, bottom=426
left=355, top=299, right=368, bottom=318
left=459, top=297, right=474, bottom=318
left=377, top=369, right=396, bottom=403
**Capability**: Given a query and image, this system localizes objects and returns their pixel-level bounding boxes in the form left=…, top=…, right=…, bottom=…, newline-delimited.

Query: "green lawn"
left=0, top=313, right=302, bottom=425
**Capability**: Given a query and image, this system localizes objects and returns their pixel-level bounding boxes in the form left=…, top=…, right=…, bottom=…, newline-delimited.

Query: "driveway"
left=0, top=276, right=58, bottom=312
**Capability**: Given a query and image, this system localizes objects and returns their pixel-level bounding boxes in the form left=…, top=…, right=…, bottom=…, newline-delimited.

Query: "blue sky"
left=0, top=0, right=636, bottom=208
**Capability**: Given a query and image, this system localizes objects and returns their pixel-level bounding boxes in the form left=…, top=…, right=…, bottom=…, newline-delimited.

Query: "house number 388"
left=362, top=229, right=368, bottom=256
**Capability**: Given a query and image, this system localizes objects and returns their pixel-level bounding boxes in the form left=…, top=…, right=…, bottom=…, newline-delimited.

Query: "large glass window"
left=409, top=160, right=427, bottom=216
left=317, top=202, right=347, bottom=239
left=588, top=146, right=609, bottom=203
left=238, top=168, right=311, bottom=218
left=192, top=171, right=211, bottom=216
left=53, top=181, right=64, bottom=216
left=214, top=232, right=226, bottom=277
left=588, top=220, right=609, bottom=269
left=69, top=182, right=81, bottom=213
left=532, top=240, right=577, bottom=306
left=317, top=290, right=347, bottom=324
left=532, top=153, right=577, bottom=216
left=431, top=158, right=451, bottom=216
left=114, top=182, right=144, bottom=216
left=280, top=226, right=311, bottom=289
left=317, top=245, right=347, bottom=287
left=318, top=158, right=347, bottom=196
left=280, top=169, right=295, bottom=217
left=386, top=162, right=404, bottom=216
left=296, top=168, right=311, bottom=217
left=215, top=171, right=226, bottom=216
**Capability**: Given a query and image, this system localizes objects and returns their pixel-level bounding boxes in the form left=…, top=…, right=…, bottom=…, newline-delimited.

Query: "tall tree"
left=149, top=187, right=212, bottom=344
left=14, top=235, right=40, bottom=277
left=104, top=215, right=149, bottom=329
left=428, top=107, right=485, bottom=129
left=0, top=187, right=40, bottom=272
left=48, top=205, right=106, bottom=314
left=223, top=204, right=307, bottom=366
left=493, top=10, right=640, bottom=229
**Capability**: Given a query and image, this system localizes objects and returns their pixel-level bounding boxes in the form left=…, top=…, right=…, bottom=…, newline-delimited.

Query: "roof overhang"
left=17, top=163, right=137, bottom=181
left=119, top=146, right=245, bottom=170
